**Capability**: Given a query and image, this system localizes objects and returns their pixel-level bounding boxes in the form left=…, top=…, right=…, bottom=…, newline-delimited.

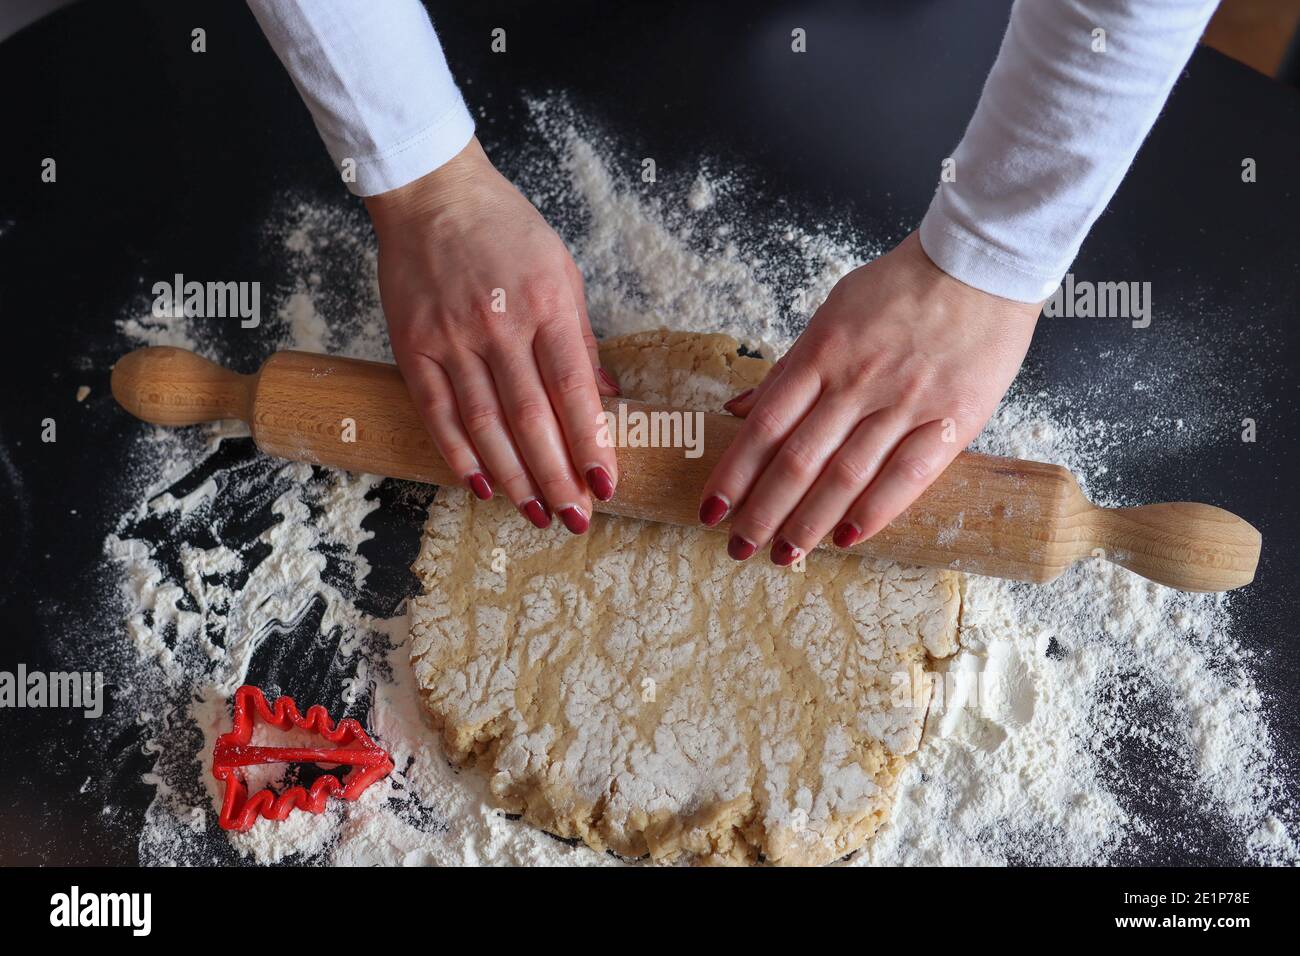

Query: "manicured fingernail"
left=586, top=466, right=615, bottom=501
left=466, top=472, right=493, bottom=501
left=521, top=498, right=551, bottom=529
left=597, top=367, right=622, bottom=394
left=770, top=538, right=802, bottom=567
left=699, top=494, right=730, bottom=527
left=559, top=505, right=590, bottom=535
left=723, top=388, right=753, bottom=414
left=833, top=522, right=860, bottom=549
left=727, top=534, right=756, bottom=561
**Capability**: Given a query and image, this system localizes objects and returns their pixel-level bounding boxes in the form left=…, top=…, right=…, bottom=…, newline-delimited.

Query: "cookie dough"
left=409, top=331, right=960, bottom=864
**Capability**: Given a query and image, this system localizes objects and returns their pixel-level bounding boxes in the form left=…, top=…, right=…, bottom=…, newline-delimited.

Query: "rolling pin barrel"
left=111, top=346, right=1261, bottom=593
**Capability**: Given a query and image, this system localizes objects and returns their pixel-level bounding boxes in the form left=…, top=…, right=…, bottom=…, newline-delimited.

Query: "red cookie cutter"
left=212, top=684, right=394, bottom=832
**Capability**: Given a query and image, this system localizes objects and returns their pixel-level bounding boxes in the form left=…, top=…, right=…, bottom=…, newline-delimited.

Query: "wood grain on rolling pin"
left=111, top=346, right=1261, bottom=593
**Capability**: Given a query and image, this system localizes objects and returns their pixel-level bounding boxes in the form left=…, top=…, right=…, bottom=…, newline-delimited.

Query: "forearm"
left=247, top=0, right=474, bottom=196
left=920, top=0, right=1219, bottom=302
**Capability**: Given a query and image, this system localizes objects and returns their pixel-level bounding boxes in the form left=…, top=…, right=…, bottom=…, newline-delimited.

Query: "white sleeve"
left=918, top=0, right=1219, bottom=303
left=247, top=0, right=475, bottom=197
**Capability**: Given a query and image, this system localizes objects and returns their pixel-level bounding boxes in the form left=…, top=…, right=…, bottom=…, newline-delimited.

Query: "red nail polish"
left=521, top=498, right=551, bottom=529
left=771, top=538, right=802, bottom=567
left=559, top=506, right=590, bottom=535
left=597, top=367, right=621, bottom=394
left=722, top=388, right=753, bottom=413
left=833, top=522, right=860, bottom=549
left=699, top=494, right=729, bottom=527
left=466, top=472, right=493, bottom=501
left=586, top=466, right=615, bottom=501
left=727, top=534, right=756, bottom=561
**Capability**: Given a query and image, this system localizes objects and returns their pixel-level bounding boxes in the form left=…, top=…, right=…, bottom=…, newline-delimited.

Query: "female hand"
left=367, top=138, right=620, bottom=534
left=698, top=231, right=1041, bottom=563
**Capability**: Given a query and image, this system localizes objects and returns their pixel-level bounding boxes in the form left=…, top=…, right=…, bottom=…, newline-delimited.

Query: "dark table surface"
left=0, top=0, right=1296, bottom=865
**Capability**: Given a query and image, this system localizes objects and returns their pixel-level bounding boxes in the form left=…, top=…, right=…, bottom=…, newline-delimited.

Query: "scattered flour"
left=687, top=171, right=717, bottom=212
left=96, top=96, right=1296, bottom=866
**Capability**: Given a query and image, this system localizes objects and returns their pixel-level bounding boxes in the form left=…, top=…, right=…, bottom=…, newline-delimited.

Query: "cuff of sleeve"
left=918, top=209, right=1063, bottom=305
left=339, top=100, right=476, bottom=198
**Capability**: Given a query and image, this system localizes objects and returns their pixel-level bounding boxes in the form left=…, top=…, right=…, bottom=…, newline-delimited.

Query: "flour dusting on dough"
left=409, top=331, right=960, bottom=864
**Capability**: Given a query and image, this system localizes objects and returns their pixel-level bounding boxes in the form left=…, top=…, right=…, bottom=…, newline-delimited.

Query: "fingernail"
left=597, top=367, right=622, bottom=394
left=559, top=505, right=590, bottom=535
left=586, top=466, right=615, bottom=501
left=770, top=538, right=802, bottom=567
left=698, top=494, right=730, bottom=527
left=521, top=498, right=551, bottom=529
left=727, top=534, right=756, bottom=561
left=466, top=472, right=493, bottom=501
left=833, top=522, right=860, bottom=549
left=722, top=388, right=753, bottom=414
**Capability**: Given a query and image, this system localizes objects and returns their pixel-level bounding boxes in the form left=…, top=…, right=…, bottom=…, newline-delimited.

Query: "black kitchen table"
left=0, top=0, right=1296, bottom=867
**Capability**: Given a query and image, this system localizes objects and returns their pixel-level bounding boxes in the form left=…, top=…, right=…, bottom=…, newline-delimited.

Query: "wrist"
left=905, top=231, right=1043, bottom=326
left=365, top=137, right=495, bottom=232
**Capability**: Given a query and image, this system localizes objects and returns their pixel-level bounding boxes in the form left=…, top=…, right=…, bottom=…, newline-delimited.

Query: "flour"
left=518, top=97, right=867, bottom=353
left=687, top=171, right=718, bottom=212
left=409, top=332, right=961, bottom=864
left=95, top=95, right=1297, bottom=866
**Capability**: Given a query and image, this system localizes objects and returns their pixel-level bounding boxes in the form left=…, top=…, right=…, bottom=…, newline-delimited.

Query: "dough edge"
left=409, top=330, right=961, bottom=865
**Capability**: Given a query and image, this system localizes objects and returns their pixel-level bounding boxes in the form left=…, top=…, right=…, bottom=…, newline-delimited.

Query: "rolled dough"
left=410, top=330, right=961, bottom=864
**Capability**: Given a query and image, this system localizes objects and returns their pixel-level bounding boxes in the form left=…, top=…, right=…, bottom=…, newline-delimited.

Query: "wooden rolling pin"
left=111, top=346, right=1261, bottom=593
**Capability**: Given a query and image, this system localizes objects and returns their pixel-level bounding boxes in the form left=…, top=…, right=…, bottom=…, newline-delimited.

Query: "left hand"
left=698, top=231, right=1041, bottom=564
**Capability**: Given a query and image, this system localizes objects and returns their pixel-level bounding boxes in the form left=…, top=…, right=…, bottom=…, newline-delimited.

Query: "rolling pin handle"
left=110, top=346, right=255, bottom=426
left=1088, top=502, right=1261, bottom=593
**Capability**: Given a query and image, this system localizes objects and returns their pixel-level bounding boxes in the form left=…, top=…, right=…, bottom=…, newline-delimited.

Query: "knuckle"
left=892, top=359, right=934, bottom=396
left=520, top=275, right=568, bottom=315
left=509, top=397, right=552, bottom=428
left=831, top=454, right=871, bottom=487
left=418, top=394, right=453, bottom=423
left=571, top=434, right=606, bottom=461
left=749, top=406, right=786, bottom=442
left=946, top=391, right=984, bottom=428
left=537, top=472, right=577, bottom=499
left=893, top=453, right=936, bottom=484
left=460, top=402, right=502, bottom=435
left=495, top=467, right=529, bottom=490
left=553, top=366, right=594, bottom=399
left=569, top=265, right=587, bottom=295
left=390, top=322, right=423, bottom=354
left=783, top=514, right=821, bottom=545
left=395, top=323, right=447, bottom=359
left=469, top=297, right=500, bottom=324
left=839, top=354, right=879, bottom=385
left=900, top=372, right=931, bottom=396
left=776, top=439, right=818, bottom=478
left=428, top=425, right=467, bottom=455
left=741, top=508, right=780, bottom=537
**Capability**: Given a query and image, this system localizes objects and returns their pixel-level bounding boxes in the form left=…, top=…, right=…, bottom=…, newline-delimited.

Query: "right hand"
left=365, top=138, right=620, bottom=534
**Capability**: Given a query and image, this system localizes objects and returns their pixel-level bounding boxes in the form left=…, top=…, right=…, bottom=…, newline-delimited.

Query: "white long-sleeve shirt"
left=247, top=0, right=474, bottom=197
left=248, top=0, right=1219, bottom=304
left=919, top=0, right=1219, bottom=301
